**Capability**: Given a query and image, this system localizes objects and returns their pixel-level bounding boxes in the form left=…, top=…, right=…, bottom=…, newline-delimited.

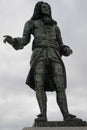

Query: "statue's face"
left=41, top=3, right=50, bottom=15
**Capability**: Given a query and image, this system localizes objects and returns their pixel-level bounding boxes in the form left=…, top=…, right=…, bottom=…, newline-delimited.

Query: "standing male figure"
left=3, top=1, right=78, bottom=121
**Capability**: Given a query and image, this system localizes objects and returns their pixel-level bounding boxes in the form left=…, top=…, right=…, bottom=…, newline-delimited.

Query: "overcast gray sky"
left=0, top=0, right=87, bottom=130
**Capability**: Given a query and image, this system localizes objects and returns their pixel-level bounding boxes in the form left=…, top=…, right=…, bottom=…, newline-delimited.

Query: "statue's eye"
left=42, top=4, right=48, bottom=9
left=43, top=6, right=46, bottom=8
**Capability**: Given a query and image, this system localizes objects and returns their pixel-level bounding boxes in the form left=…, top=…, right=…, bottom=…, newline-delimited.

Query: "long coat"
left=12, top=19, right=69, bottom=91
left=25, top=47, right=67, bottom=91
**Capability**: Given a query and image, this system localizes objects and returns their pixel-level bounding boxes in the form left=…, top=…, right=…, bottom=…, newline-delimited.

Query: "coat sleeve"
left=55, top=25, right=71, bottom=56
left=12, top=20, right=33, bottom=50
left=55, top=25, right=63, bottom=46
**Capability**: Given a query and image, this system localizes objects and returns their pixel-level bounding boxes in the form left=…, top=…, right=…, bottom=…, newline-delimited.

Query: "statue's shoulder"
left=24, top=19, right=34, bottom=28
left=54, top=23, right=61, bottom=33
left=25, top=19, right=43, bottom=28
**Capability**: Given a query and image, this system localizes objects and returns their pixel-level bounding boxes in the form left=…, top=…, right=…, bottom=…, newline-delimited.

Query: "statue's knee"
left=56, top=88, right=66, bottom=103
left=53, top=75, right=65, bottom=90
left=34, top=73, right=43, bottom=82
left=56, top=87, right=65, bottom=93
left=34, top=73, right=45, bottom=91
left=52, top=63, right=63, bottom=75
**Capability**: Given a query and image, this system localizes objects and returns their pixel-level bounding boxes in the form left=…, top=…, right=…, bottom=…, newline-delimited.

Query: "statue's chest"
left=33, top=20, right=56, bottom=37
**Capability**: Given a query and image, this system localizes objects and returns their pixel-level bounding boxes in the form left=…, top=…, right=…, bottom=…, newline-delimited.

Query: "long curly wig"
left=31, top=1, right=57, bottom=25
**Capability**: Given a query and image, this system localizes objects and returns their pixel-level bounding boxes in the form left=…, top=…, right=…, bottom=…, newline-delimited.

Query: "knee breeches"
left=34, top=60, right=65, bottom=92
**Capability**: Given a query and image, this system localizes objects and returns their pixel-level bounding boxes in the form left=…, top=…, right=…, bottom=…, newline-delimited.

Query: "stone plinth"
left=22, top=120, right=87, bottom=130
left=22, top=127, right=87, bottom=130
left=33, top=120, right=87, bottom=127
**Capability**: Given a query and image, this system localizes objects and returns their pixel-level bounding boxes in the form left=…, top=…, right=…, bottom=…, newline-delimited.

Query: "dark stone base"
left=33, top=120, right=87, bottom=127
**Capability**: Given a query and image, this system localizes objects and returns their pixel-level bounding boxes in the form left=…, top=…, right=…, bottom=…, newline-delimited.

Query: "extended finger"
left=3, top=35, right=12, bottom=39
left=3, top=39, right=7, bottom=43
left=3, top=35, right=10, bottom=37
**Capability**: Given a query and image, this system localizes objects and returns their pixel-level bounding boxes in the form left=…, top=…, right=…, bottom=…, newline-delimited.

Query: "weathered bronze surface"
left=3, top=1, right=83, bottom=124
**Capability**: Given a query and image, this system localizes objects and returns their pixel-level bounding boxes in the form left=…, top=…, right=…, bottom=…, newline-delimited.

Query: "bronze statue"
left=3, top=1, right=79, bottom=122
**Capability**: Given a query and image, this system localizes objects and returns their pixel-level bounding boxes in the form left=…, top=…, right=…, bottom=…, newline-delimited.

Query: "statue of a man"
left=3, top=1, right=77, bottom=121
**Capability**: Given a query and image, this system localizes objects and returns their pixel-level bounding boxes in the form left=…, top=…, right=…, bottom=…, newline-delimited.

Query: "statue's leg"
left=51, top=61, right=77, bottom=120
left=51, top=62, right=69, bottom=119
left=34, top=61, right=47, bottom=121
left=54, top=76, right=69, bottom=119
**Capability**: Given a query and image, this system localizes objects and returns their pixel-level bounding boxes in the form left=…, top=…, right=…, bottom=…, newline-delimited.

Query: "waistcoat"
left=32, top=20, right=59, bottom=49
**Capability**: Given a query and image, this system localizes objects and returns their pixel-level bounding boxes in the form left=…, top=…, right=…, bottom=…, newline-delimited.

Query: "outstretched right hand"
left=3, top=35, right=13, bottom=44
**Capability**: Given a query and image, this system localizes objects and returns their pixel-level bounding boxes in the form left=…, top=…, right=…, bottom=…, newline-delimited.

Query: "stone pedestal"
left=22, top=120, right=87, bottom=130
left=33, top=120, right=87, bottom=127
left=22, top=127, right=87, bottom=130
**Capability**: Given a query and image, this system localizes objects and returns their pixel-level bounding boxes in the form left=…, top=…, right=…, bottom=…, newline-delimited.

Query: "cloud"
left=0, top=94, right=37, bottom=130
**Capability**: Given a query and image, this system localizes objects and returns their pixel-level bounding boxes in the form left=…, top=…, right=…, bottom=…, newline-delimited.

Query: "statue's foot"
left=64, top=114, right=82, bottom=121
left=35, top=114, right=47, bottom=121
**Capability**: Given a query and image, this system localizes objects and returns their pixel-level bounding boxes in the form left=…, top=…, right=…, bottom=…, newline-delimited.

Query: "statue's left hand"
left=63, top=47, right=73, bottom=56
